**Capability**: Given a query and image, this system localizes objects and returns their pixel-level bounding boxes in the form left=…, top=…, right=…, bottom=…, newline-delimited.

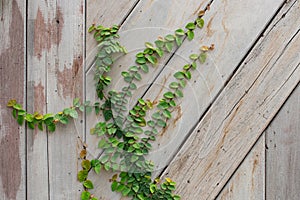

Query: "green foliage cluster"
left=7, top=13, right=212, bottom=200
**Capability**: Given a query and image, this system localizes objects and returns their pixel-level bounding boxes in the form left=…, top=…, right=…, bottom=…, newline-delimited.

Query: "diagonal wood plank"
left=126, top=0, right=284, bottom=174
left=161, top=0, right=300, bottom=199
left=216, top=134, right=265, bottom=200
left=0, top=1, right=26, bottom=199
left=266, top=85, right=300, bottom=199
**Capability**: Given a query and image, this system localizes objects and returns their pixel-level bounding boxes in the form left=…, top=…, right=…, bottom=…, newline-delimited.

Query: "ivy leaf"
left=163, top=92, right=174, bottom=99
left=133, top=73, right=142, bottom=81
left=81, top=191, right=90, bottom=200
left=185, top=22, right=196, bottom=30
left=175, top=89, right=184, bottom=98
left=169, top=82, right=179, bottom=89
left=165, top=42, right=173, bottom=52
left=111, top=181, right=118, bottom=191
left=99, top=155, right=110, bottom=163
left=81, top=160, right=91, bottom=170
left=47, top=123, right=56, bottom=132
left=94, top=164, right=102, bottom=174
left=175, top=36, right=183, bottom=46
left=174, top=71, right=185, bottom=79
left=155, top=48, right=164, bottom=57
left=38, top=121, right=44, bottom=131
left=187, top=30, right=194, bottom=41
left=140, top=64, right=149, bottom=73
left=60, top=116, right=69, bottom=124
left=163, top=109, right=172, bottom=119
left=83, top=180, right=94, bottom=189
left=13, top=103, right=22, bottom=110
left=145, top=42, right=155, bottom=49
left=169, top=100, right=176, bottom=107
left=184, top=71, right=192, bottom=80
left=28, top=122, right=35, bottom=129
left=157, top=119, right=167, bottom=127
left=154, top=40, right=165, bottom=48
left=165, top=34, right=175, bottom=41
left=150, top=184, right=157, bottom=194
left=77, top=170, right=88, bottom=182
left=73, top=98, right=80, bottom=107
left=136, top=57, right=147, bottom=64
left=179, top=80, right=186, bottom=88
left=121, top=186, right=131, bottom=196
left=121, top=71, right=130, bottom=77
left=129, top=66, right=139, bottom=72
left=146, top=55, right=157, bottom=65
left=98, top=139, right=108, bottom=148
left=199, top=52, right=207, bottom=63
left=7, top=99, right=17, bottom=107
left=175, top=29, right=185, bottom=36
left=103, top=109, right=113, bottom=121
left=173, top=195, right=181, bottom=200
left=132, top=184, right=139, bottom=193
left=196, top=18, right=204, bottom=28
left=69, top=109, right=78, bottom=119
left=189, top=54, right=199, bottom=60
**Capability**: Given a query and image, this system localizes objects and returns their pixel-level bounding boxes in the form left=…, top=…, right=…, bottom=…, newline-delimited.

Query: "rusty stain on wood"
left=34, top=82, right=45, bottom=113
left=0, top=0, right=23, bottom=199
left=160, top=106, right=182, bottom=137
left=34, top=6, right=64, bottom=59
left=206, top=13, right=216, bottom=37
left=57, top=56, right=83, bottom=98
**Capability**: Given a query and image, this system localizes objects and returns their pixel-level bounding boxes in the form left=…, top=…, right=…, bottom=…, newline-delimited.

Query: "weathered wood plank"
left=266, top=85, right=300, bottom=200
left=26, top=1, right=50, bottom=199
left=27, top=1, right=85, bottom=199
left=216, top=134, right=265, bottom=200
left=0, top=0, right=26, bottom=199
left=133, top=0, right=284, bottom=174
left=161, top=0, right=300, bottom=199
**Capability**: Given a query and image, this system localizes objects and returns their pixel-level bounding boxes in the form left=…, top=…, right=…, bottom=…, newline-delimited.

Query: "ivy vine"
left=7, top=11, right=213, bottom=200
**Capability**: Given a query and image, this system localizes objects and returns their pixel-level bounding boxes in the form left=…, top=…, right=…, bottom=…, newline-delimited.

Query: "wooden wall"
left=0, top=0, right=299, bottom=199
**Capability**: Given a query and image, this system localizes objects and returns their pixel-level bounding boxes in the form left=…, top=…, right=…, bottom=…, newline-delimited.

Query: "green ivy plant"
left=7, top=11, right=213, bottom=200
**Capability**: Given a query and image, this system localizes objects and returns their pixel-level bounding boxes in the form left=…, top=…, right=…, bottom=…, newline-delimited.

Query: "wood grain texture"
left=26, top=1, right=85, bottom=199
left=161, top=0, right=300, bottom=199
left=126, top=0, right=284, bottom=174
left=216, top=134, right=265, bottom=200
left=266, top=85, right=300, bottom=200
left=26, top=1, right=50, bottom=199
left=0, top=0, right=26, bottom=199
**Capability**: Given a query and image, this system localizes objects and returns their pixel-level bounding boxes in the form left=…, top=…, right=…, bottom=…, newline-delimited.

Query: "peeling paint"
left=0, top=0, right=23, bottom=199
left=34, top=6, right=64, bottom=59
left=56, top=56, right=83, bottom=98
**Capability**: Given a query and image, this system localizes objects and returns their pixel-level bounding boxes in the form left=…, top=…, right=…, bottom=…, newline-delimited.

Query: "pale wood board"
left=27, top=1, right=85, bottom=199
left=26, top=1, right=50, bottom=199
left=266, top=85, right=300, bottom=200
left=161, top=0, right=300, bottom=198
left=216, top=133, right=265, bottom=200
left=0, top=1, right=26, bottom=200
left=124, top=0, right=284, bottom=174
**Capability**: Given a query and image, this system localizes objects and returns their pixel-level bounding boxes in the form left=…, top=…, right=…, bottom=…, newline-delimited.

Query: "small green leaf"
left=179, top=80, right=186, bottom=88
left=163, top=109, right=172, bottom=119
left=129, top=66, right=139, bottom=72
left=99, top=155, right=110, bottom=163
left=145, top=42, right=155, bottom=49
left=73, top=98, right=80, bottom=107
left=28, top=122, right=35, bottom=129
left=12, top=109, right=17, bottom=118
left=98, top=139, right=108, bottom=148
left=175, top=29, right=185, bottom=36
left=155, top=40, right=165, bottom=48
left=111, top=181, right=118, bottom=191
left=103, top=57, right=113, bottom=65
left=133, top=73, right=142, bottom=81
left=163, top=92, right=174, bottom=99
left=83, top=180, right=94, bottom=189
left=136, top=57, right=147, bottom=64
left=152, top=112, right=161, bottom=120
left=17, top=115, right=24, bottom=125
left=47, top=123, right=56, bottom=132
left=146, top=55, right=157, bottom=65
left=60, top=116, right=69, bottom=124
left=169, top=82, right=179, bottom=89
left=69, top=109, right=78, bottom=118
left=169, top=100, right=176, bottom=107
left=196, top=18, right=205, bottom=28
left=199, top=52, right=207, bottom=63
left=81, top=160, right=91, bottom=170
left=81, top=191, right=90, bottom=200
left=174, top=71, right=185, bottom=79
left=157, top=119, right=167, bottom=127
left=189, top=54, right=199, bottom=60
left=191, top=62, right=197, bottom=69
left=175, top=89, right=184, bottom=98
left=187, top=30, right=194, bottom=40
left=132, top=184, right=139, bottom=193
left=175, top=36, right=183, bottom=46
left=121, top=71, right=130, bottom=77
left=165, top=34, right=175, bottom=41
left=88, top=25, right=95, bottom=32
left=185, top=22, right=196, bottom=30
left=94, top=164, right=101, bottom=174
left=184, top=71, right=192, bottom=80
left=150, top=184, right=157, bottom=193
left=140, top=64, right=149, bottom=73
left=13, top=103, right=22, bottom=110
left=165, top=42, right=173, bottom=52
left=155, top=48, right=164, bottom=57
left=77, top=170, right=88, bottom=182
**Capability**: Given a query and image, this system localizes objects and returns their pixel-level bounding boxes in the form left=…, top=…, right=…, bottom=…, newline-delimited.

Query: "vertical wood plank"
left=26, top=1, right=49, bottom=199
left=0, top=0, right=26, bottom=199
left=216, top=134, right=265, bottom=200
left=266, top=85, right=300, bottom=200
left=46, top=1, right=84, bottom=199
